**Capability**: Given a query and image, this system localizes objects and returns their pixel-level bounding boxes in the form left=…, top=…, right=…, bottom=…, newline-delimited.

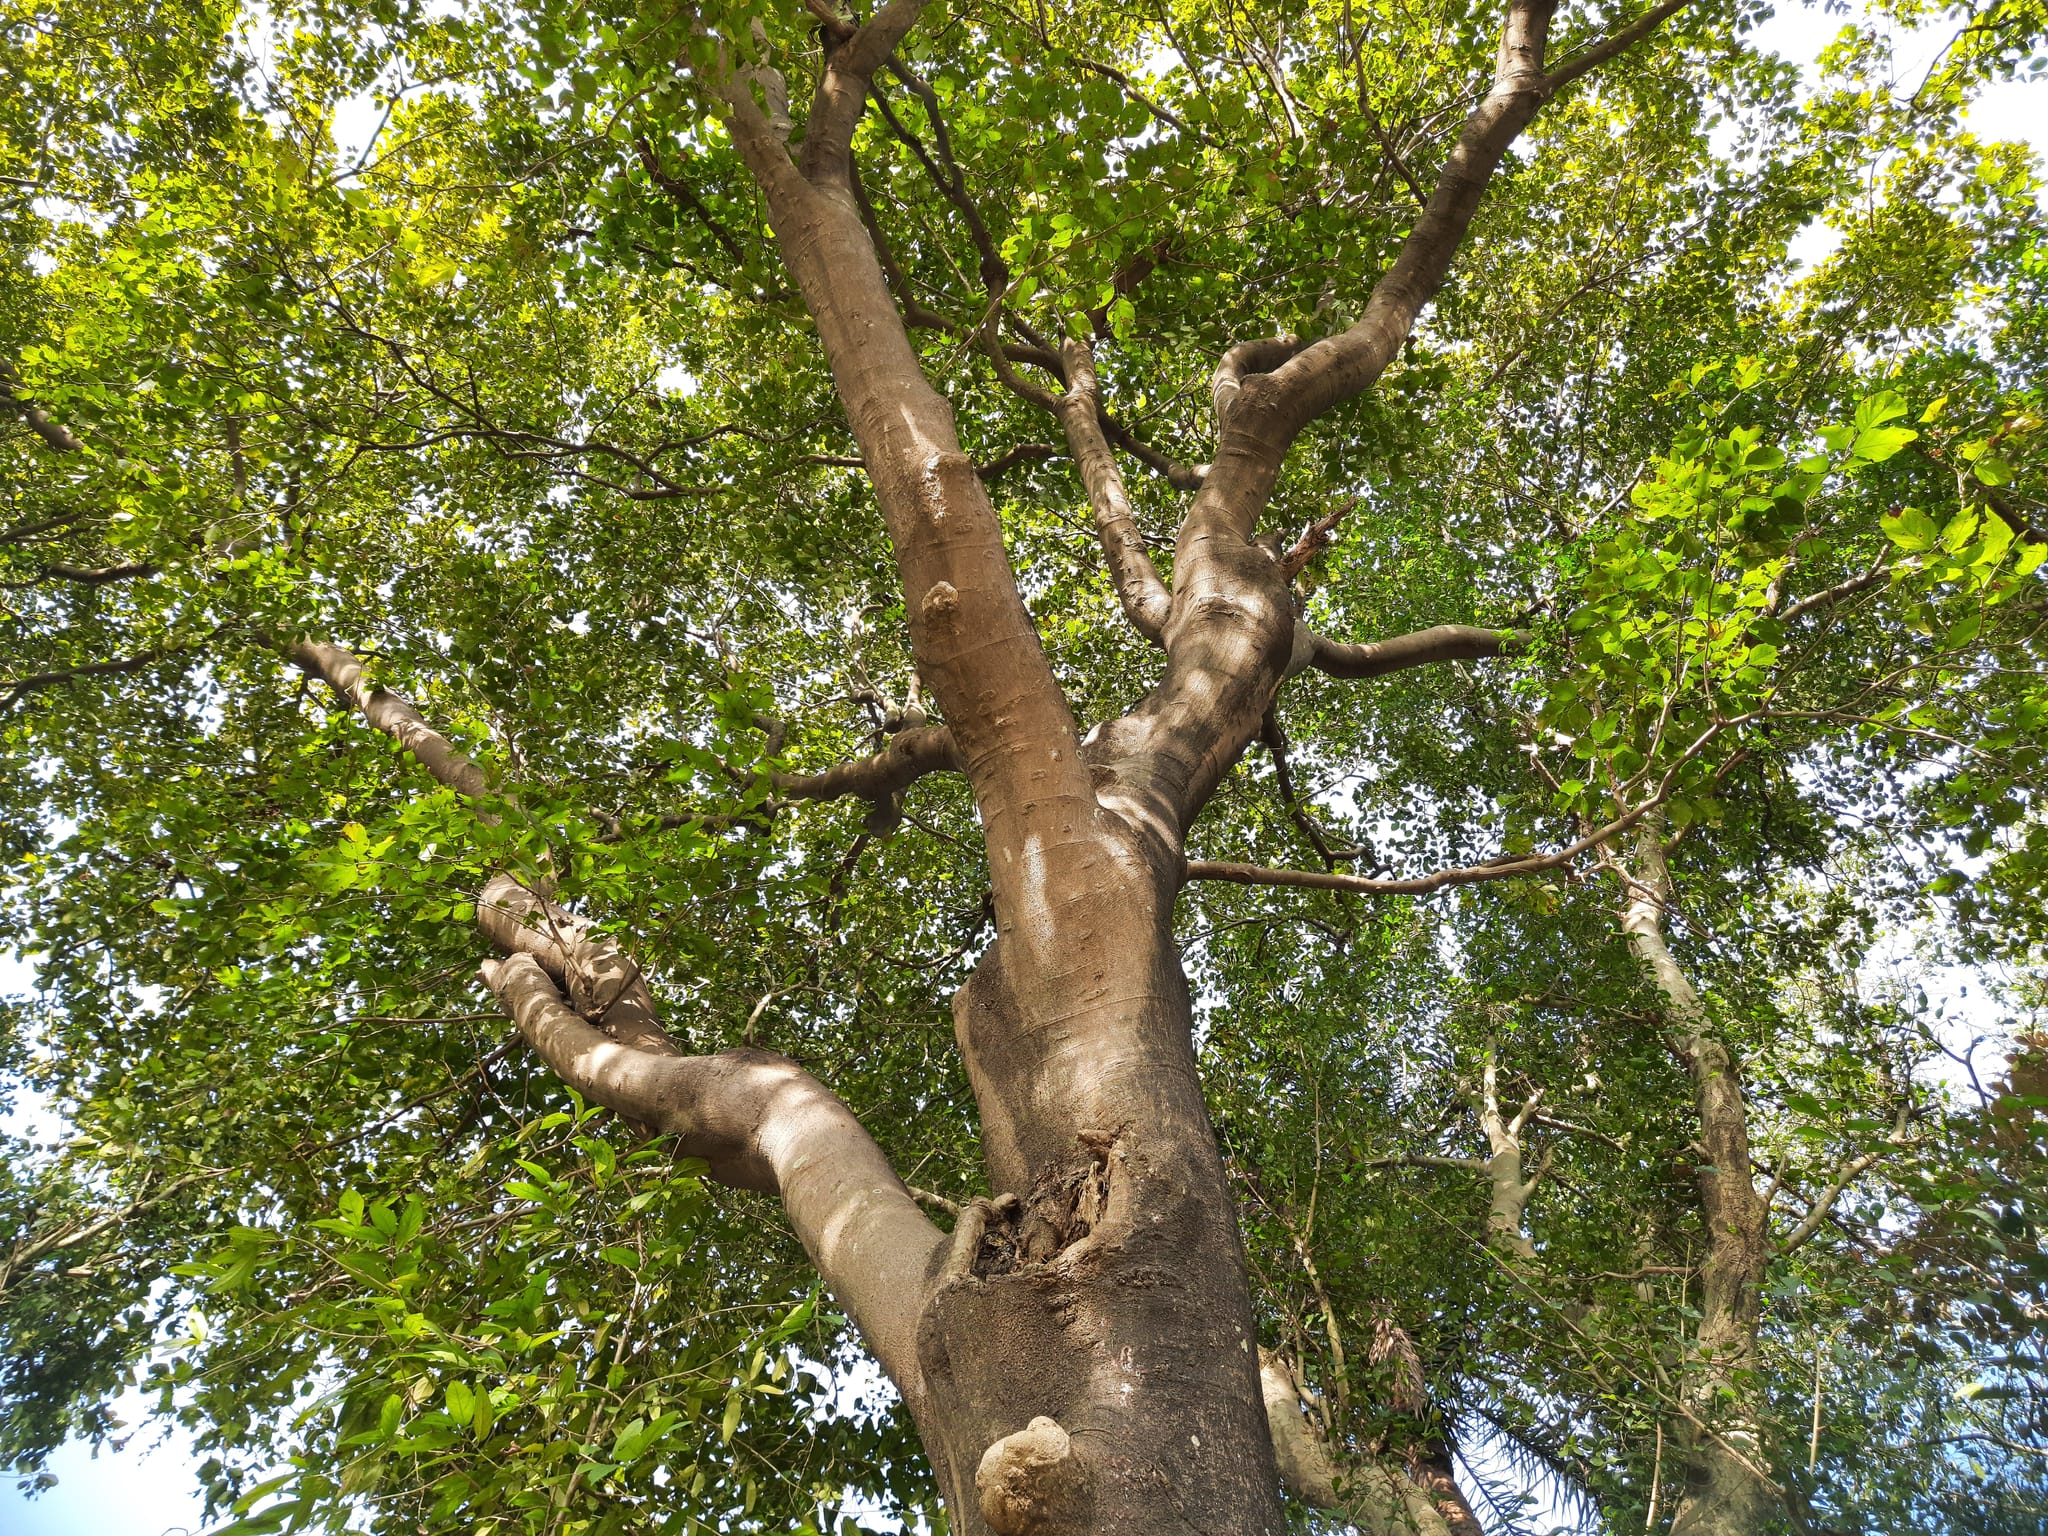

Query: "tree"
left=1, top=0, right=2044, bottom=1531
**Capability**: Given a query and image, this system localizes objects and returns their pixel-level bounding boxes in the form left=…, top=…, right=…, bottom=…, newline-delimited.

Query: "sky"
left=2, top=3, right=2042, bottom=1534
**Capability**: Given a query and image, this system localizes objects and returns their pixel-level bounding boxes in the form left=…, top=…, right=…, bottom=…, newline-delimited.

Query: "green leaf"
left=1852, top=426, right=1917, bottom=463
left=1882, top=506, right=1939, bottom=552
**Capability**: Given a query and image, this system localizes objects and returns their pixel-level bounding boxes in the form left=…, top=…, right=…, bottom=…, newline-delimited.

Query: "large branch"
left=797, top=0, right=933, bottom=185
left=1185, top=0, right=1695, bottom=549
left=1205, top=0, right=1559, bottom=510
left=480, top=945, right=945, bottom=1407
left=287, top=632, right=949, bottom=1409
left=1055, top=338, right=1172, bottom=643
left=695, top=16, right=1097, bottom=896
left=1302, top=623, right=1529, bottom=680
left=1260, top=1351, right=1453, bottom=1535
left=774, top=724, right=965, bottom=833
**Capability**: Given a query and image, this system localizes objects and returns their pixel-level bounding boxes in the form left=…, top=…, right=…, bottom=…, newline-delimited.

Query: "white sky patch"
left=0, top=1384, right=208, bottom=1536
left=1743, top=0, right=2045, bottom=272
left=654, top=363, right=701, bottom=398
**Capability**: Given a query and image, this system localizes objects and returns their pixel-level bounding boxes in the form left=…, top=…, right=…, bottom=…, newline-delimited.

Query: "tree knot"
left=969, top=1128, right=1122, bottom=1274
left=921, top=581, right=961, bottom=629
left=976, top=1416, right=1092, bottom=1535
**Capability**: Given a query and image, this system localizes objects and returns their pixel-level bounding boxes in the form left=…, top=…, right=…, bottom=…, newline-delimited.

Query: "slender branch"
left=1282, top=499, right=1355, bottom=579
left=1777, top=564, right=1887, bottom=623
left=773, top=724, right=965, bottom=833
left=1, top=559, right=161, bottom=591
left=773, top=725, right=965, bottom=801
left=0, top=1171, right=212, bottom=1298
left=1260, top=710, right=1365, bottom=869
left=1778, top=1107, right=1909, bottom=1254
left=1777, top=1152, right=1885, bottom=1255
left=632, top=136, right=746, bottom=263
left=975, top=442, right=1059, bottom=482
left=1185, top=784, right=1668, bottom=898
left=1364, top=1152, right=1489, bottom=1172
left=37, top=561, right=158, bottom=584
left=1303, top=623, right=1530, bottom=680
left=1084, top=234, right=1180, bottom=336
left=1055, top=337, right=1172, bottom=644
left=1540, top=0, right=1696, bottom=93
left=3, top=637, right=204, bottom=710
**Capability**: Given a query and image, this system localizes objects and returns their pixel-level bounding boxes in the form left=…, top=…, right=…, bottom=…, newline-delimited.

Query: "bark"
left=0, top=363, right=87, bottom=453
left=1615, top=822, right=1779, bottom=1535
left=1258, top=1350, right=1457, bottom=1535
left=1304, top=624, right=1527, bottom=681
left=698, top=19, right=1287, bottom=1528
left=1053, top=337, right=1172, bottom=644
left=287, top=638, right=955, bottom=1413
left=477, top=945, right=945, bottom=1408
left=1478, top=1055, right=1544, bottom=1262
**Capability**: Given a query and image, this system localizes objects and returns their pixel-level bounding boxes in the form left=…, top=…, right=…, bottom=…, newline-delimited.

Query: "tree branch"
left=1246, top=0, right=1561, bottom=451
left=1777, top=1151, right=1886, bottom=1255
left=976, top=442, right=1059, bottom=482
left=1282, top=500, right=1355, bottom=579
left=797, top=0, right=933, bottom=187
left=0, top=363, right=86, bottom=453
left=1212, top=335, right=1308, bottom=435
left=1055, top=337, right=1172, bottom=644
left=1539, top=0, right=1696, bottom=93
left=632, top=136, right=747, bottom=264
left=1776, top=564, right=1887, bottom=623
left=2, top=637, right=206, bottom=710
left=773, top=724, right=965, bottom=833
left=285, top=634, right=947, bottom=1417
left=1259, top=1349, right=1454, bottom=1533
left=480, top=949, right=946, bottom=1408
left=38, top=561, right=158, bottom=584
left=1184, top=787, right=1666, bottom=898
left=288, top=638, right=492, bottom=802
left=1302, top=623, right=1529, bottom=680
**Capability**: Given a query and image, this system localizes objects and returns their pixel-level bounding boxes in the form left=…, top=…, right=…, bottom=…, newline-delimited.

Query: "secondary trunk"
left=1617, top=824, right=1777, bottom=1536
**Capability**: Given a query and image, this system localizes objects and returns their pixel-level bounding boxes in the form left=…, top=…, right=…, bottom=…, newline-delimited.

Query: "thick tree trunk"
left=914, top=853, right=1283, bottom=1533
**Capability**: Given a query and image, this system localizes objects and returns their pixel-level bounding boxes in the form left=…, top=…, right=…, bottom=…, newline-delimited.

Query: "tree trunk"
left=270, top=6, right=1699, bottom=1529
left=915, top=886, right=1284, bottom=1533
left=1616, top=824, right=1778, bottom=1535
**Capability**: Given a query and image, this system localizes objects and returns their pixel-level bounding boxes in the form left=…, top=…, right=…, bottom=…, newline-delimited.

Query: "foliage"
left=0, top=0, right=2044, bottom=1530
